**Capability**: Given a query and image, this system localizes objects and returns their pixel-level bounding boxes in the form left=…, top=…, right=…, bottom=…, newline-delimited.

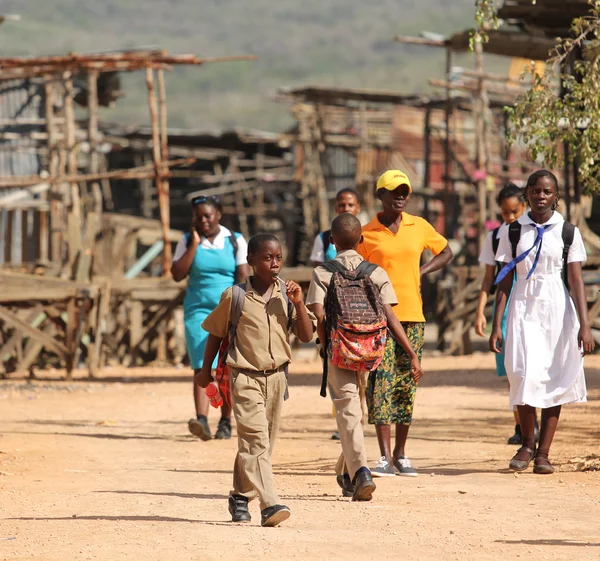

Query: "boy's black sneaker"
left=188, top=416, right=211, bottom=441
left=215, top=418, right=232, bottom=440
left=507, top=424, right=522, bottom=445
left=260, top=505, right=291, bottom=527
left=228, top=494, right=251, bottom=522
left=336, top=473, right=355, bottom=497
left=352, top=467, right=376, bottom=502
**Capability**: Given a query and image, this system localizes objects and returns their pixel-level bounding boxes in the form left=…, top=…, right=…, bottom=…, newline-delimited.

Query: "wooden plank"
left=5, top=210, right=14, bottom=264
left=65, top=297, right=77, bottom=379
left=0, top=305, right=44, bottom=361
left=89, top=279, right=111, bottom=377
left=75, top=211, right=100, bottom=282
left=67, top=211, right=82, bottom=273
left=130, top=293, right=184, bottom=359
left=0, top=305, right=68, bottom=358
left=129, top=300, right=144, bottom=349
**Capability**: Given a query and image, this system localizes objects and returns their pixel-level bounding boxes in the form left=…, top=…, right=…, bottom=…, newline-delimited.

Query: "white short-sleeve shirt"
left=172, top=225, right=248, bottom=265
left=495, top=212, right=586, bottom=274
left=478, top=224, right=508, bottom=267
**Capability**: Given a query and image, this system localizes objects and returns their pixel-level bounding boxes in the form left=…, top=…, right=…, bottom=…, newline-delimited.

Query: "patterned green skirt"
left=367, top=322, right=425, bottom=425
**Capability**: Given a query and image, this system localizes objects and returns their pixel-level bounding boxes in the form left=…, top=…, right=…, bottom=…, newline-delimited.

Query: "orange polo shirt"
left=357, top=212, right=448, bottom=322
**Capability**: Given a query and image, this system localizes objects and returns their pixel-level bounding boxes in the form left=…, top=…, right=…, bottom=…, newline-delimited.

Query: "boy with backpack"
left=306, top=213, right=423, bottom=501
left=196, top=233, right=316, bottom=527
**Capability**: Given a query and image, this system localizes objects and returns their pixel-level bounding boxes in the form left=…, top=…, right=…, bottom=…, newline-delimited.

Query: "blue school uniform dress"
left=172, top=227, right=247, bottom=370
left=310, top=231, right=337, bottom=263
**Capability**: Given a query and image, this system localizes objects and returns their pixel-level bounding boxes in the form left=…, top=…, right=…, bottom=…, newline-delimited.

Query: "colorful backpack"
left=215, top=279, right=293, bottom=405
left=319, top=260, right=387, bottom=397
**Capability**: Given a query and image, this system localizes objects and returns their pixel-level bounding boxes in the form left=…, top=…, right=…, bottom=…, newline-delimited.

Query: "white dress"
left=495, top=211, right=587, bottom=409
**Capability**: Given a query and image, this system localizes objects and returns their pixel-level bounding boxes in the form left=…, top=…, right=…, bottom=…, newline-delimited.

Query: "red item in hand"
left=205, top=382, right=223, bottom=408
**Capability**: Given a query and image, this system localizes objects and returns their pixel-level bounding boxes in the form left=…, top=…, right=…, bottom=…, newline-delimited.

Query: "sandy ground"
left=1, top=353, right=600, bottom=561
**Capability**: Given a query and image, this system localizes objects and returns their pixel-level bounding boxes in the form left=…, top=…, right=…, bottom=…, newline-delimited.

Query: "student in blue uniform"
left=171, top=195, right=249, bottom=441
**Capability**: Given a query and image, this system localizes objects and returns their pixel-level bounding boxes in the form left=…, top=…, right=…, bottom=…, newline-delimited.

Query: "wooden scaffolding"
left=0, top=50, right=255, bottom=378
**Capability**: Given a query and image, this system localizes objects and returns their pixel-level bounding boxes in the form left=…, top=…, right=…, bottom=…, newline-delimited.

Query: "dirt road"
left=1, top=354, right=599, bottom=561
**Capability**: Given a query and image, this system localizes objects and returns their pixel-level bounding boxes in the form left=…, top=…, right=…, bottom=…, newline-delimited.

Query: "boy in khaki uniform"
left=197, top=233, right=316, bottom=527
left=307, top=214, right=422, bottom=500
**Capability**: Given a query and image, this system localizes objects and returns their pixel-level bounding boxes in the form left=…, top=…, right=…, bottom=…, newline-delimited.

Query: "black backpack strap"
left=223, top=282, right=247, bottom=363
left=322, top=229, right=332, bottom=259
left=229, top=232, right=239, bottom=266
left=490, top=227, right=501, bottom=296
left=278, top=278, right=293, bottom=400
left=561, top=221, right=575, bottom=291
left=508, top=222, right=522, bottom=259
left=320, top=260, right=347, bottom=274
left=356, top=260, right=378, bottom=279
left=491, top=226, right=500, bottom=256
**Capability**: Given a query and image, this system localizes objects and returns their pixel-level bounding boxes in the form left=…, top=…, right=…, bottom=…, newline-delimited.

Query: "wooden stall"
left=0, top=50, right=256, bottom=378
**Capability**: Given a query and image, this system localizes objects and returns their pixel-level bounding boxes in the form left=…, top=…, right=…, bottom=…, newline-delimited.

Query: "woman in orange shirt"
left=358, top=170, right=453, bottom=477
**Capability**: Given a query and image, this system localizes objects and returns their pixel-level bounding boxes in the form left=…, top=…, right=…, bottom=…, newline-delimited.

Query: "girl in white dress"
left=490, top=170, right=595, bottom=475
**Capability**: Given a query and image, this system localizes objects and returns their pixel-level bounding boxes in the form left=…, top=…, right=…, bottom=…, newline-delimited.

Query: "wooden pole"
left=444, top=47, right=453, bottom=236
left=87, top=69, right=103, bottom=216
left=146, top=66, right=172, bottom=276
left=43, top=76, right=57, bottom=263
left=474, top=42, right=488, bottom=253
left=64, top=72, right=82, bottom=271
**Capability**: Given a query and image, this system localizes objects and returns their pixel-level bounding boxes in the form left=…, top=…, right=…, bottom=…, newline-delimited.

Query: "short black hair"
left=191, top=194, right=222, bottom=213
left=335, top=187, right=360, bottom=202
left=496, top=182, right=524, bottom=206
left=248, top=233, right=281, bottom=255
left=524, top=170, right=560, bottom=208
left=525, top=170, right=559, bottom=193
left=331, top=213, right=362, bottom=250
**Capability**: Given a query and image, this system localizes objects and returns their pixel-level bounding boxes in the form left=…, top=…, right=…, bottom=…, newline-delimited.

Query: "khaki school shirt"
left=202, top=277, right=317, bottom=372
left=306, top=249, right=398, bottom=308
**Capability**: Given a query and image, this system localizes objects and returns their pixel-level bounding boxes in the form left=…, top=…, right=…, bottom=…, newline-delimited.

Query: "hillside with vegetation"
left=0, top=0, right=485, bottom=130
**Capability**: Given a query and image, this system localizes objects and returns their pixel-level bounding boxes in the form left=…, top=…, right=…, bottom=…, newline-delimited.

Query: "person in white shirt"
left=475, top=183, right=528, bottom=445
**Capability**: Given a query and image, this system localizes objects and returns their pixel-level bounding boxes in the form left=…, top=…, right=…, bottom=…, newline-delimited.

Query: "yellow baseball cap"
left=376, top=170, right=412, bottom=192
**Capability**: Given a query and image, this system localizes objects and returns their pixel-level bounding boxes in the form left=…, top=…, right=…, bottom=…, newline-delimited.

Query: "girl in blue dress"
left=171, top=195, right=249, bottom=441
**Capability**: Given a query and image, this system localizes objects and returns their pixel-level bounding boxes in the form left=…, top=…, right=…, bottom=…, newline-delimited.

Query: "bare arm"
left=475, top=264, right=496, bottom=337
left=195, top=333, right=224, bottom=388
left=308, top=303, right=326, bottom=351
left=383, top=304, right=423, bottom=382
left=420, top=243, right=453, bottom=278
left=286, top=281, right=314, bottom=343
left=171, top=231, right=199, bottom=282
left=568, top=262, right=595, bottom=355
left=489, top=265, right=513, bottom=354
left=235, top=264, right=250, bottom=284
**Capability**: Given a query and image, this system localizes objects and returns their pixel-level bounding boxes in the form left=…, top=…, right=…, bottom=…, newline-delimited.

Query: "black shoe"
left=188, top=416, right=211, bottom=441
left=228, top=495, right=251, bottom=523
left=215, top=418, right=232, bottom=440
left=260, top=504, right=291, bottom=527
left=507, top=424, right=522, bottom=445
left=352, top=467, right=376, bottom=502
left=336, top=473, right=355, bottom=498
left=331, top=431, right=340, bottom=441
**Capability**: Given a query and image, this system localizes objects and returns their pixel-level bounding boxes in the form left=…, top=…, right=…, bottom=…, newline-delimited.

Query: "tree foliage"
left=475, top=0, right=600, bottom=194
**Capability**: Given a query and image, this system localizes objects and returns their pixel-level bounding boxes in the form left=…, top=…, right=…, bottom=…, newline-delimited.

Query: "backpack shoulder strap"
left=491, top=226, right=500, bottom=256
left=356, top=260, right=378, bottom=279
left=320, top=260, right=347, bottom=274
left=228, top=232, right=239, bottom=264
left=322, top=230, right=332, bottom=258
left=229, top=282, right=247, bottom=332
left=561, top=221, right=576, bottom=291
left=508, top=222, right=522, bottom=259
